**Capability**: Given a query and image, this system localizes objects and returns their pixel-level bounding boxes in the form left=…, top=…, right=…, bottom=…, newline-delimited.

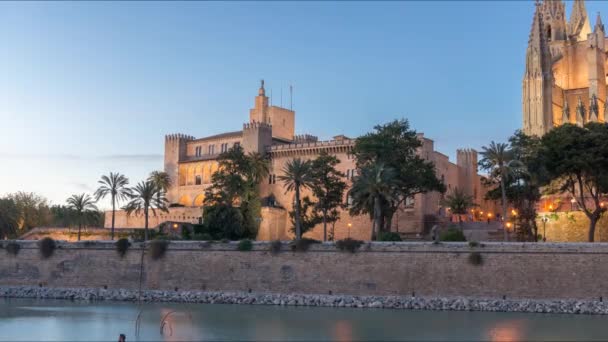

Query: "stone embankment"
left=2, top=286, right=608, bottom=315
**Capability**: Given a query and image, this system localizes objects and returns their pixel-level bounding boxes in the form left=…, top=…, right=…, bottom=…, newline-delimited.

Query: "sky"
left=0, top=1, right=604, bottom=209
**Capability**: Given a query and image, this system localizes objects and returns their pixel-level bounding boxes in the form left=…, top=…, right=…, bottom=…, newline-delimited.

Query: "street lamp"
left=347, top=223, right=352, bottom=238
left=541, top=215, right=549, bottom=242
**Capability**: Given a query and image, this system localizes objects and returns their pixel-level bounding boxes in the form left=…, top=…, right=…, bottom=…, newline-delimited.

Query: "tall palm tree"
left=94, top=172, right=131, bottom=240
left=480, top=141, right=513, bottom=240
left=66, top=193, right=98, bottom=241
left=278, top=158, right=314, bottom=240
left=348, top=163, right=397, bottom=240
left=123, top=180, right=168, bottom=241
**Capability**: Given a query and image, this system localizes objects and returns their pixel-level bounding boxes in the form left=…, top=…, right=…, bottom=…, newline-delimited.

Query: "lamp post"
left=541, top=215, right=549, bottom=242
left=347, top=223, right=352, bottom=238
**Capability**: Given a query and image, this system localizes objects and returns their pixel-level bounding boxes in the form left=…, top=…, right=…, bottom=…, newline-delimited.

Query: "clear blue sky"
left=0, top=1, right=602, bottom=208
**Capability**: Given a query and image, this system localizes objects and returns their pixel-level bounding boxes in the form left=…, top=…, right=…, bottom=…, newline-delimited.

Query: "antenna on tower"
left=290, top=84, right=293, bottom=110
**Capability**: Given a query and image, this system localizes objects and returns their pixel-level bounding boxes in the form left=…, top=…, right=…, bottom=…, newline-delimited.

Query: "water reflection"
left=1, top=298, right=608, bottom=341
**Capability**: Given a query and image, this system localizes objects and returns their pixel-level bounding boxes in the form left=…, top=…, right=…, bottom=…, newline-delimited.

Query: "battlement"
left=243, top=121, right=272, bottom=130
left=165, top=133, right=195, bottom=142
left=268, top=138, right=353, bottom=153
left=293, top=134, right=318, bottom=143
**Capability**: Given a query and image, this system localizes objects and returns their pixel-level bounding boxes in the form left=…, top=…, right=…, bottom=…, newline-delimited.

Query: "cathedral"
left=523, top=0, right=607, bottom=136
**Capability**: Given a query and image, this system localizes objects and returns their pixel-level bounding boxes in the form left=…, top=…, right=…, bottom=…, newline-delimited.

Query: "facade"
left=523, top=0, right=607, bottom=136
left=107, top=81, right=495, bottom=240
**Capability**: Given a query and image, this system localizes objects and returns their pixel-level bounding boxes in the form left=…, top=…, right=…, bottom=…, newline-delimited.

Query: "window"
left=346, top=169, right=351, bottom=179
left=268, top=174, right=277, bottom=184
left=233, top=142, right=240, bottom=149
left=346, top=195, right=354, bottom=208
left=269, top=174, right=273, bottom=184
left=208, top=145, right=215, bottom=154
left=195, top=175, right=201, bottom=185
left=220, top=143, right=228, bottom=153
left=195, top=146, right=202, bottom=157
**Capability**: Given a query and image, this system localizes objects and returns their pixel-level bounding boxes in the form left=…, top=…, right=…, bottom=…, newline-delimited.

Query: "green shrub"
left=149, top=240, right=170, bottom=260
left=38, top=237, right=56, bottom=259
left=377, top=232, right=402, bottom=241
left=440, top=228, right=466, bottom=242
left=193, top=233, right=213, bottom=241
left=6, top=242, right=20, bottom=256
left=468, top=251, right=483, bottom=266
left=269, top=240, right=282, bottom=255
left=181, top=226, right=192, bottom=240
left=237, top=239, right=253, bottom=251
left=335, top=238, right=364, bottom=253
left=115, top=238, right=131, bottom=257
left=290, top=238, right=320, bottom=252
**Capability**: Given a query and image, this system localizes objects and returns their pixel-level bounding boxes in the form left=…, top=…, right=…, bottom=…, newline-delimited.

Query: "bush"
left=468, top=241, right=482, bottom=248
left=335, top=238, right=364, bottom=253
left=237, top=239, right=253, bottom=251
left=130, top=229, right=158, bottom=242
left=269, top=240, right=282, bottom=255
left=38, top=237, right=56, bottom=259
left=149, top=240, right=170, bottom=260
left=377, top=232, right=402, bottom=241
left=115, top=238, right=131, bottom=257
left=181, top=227, right=192, bottom=240
left=6, top=242, right=20, bottom=256
left=468, top=251, right=483, bottom=266
left=192, top=233, right=212, bottom=241
left=440, top=228, right=466, bottom=242
left=290, top=238, right=320, bottom=252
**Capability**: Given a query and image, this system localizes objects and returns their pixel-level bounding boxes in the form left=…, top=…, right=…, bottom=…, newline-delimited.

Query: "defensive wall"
left=1, top=241, right=607, bottom=301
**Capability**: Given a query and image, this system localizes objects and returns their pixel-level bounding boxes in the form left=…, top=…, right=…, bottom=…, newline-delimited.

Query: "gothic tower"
left=523, top=2, right=554, bottom=136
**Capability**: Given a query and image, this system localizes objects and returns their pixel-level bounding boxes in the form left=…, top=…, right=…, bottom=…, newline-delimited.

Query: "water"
left=1, top=298, right=608, bottom=341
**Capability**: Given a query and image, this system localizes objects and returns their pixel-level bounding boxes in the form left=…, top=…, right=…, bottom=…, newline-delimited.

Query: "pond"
left=1, top=298, right=607, bottom=341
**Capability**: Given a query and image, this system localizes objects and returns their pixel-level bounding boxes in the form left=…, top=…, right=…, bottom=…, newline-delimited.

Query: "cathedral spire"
left=595, top=12, right=604, bottom=33
left=576, top=96, right=586, bottom=126
left=562, top=97, right=570, bottom=124
left=589, top=94, right=599, bottom=122
left=525, top=3, right=551, bottom=77
left=569, top=0, right=591, bottom=41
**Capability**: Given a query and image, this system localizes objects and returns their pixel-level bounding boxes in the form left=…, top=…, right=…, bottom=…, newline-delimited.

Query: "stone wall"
left=538, top=212, right=608, bottom=242
left=1, top=241, right=608, bottom=301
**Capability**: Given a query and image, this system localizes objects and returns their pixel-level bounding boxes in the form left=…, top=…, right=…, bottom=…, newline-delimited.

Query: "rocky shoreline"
left=1, top=286, right=608, bottom=315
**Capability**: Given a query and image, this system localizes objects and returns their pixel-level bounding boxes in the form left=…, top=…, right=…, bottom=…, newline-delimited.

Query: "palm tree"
left=278, top=158, right=314, bottom=240
left=66, top=193, right=98, bottom=241
left=348, top=163, right=397, bottom=240
left=441, top=188, right=476, bottom=226
left=480, top=141, right=513, bottom=240
left=94, top=172, right=131, bottom=240
left=123, top=180, right=168, bottom=241
left=148, top=171, right=172, bottom=204
left=246, top=152, right=270, bottom=184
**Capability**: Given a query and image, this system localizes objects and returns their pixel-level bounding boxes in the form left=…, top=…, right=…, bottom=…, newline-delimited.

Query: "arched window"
left=547, top=25, right=552, bottom=41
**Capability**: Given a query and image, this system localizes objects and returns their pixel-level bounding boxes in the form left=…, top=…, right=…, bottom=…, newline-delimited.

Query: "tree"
left=441, top=188, right=476, bottom=226
left=278, top=158, right=314, bottom=240
left=349, top=163, right=398, bottom=240
left=310, top=151, right=347, bottom=241
left=7, top=192, right=51, bottom=231
left=480, top=141, right=514, bottom=240
left=148, top=171, right=171, bottom=204
left=288, top=196, right=322, bottom=237
left=0, top=198, right=19, bottom=239
left=66, top=193, right=98, bottom=241
left=350, top=119, right=445, bottom=233
left=539, top=123, right=608, bottom=242
left=94, top=172, right=131, bottom=240
left=123, top=181, right=168, bottom=241
left=203, top=146, right=269, bottom=239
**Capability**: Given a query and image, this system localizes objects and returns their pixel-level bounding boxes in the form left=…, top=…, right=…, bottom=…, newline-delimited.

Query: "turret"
left=242, top=121, right=272, bottom=154
left=456, top=148, right=478, bottom=198
left=164, top=133, right=193, bottom=203
left=568, top=0, right=591, bottom=41
left=540, top=0, right=567, bottom=41
left=523, top=2, right=554, bottom=136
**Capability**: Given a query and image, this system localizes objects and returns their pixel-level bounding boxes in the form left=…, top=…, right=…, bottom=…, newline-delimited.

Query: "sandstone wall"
left=538, top=212, right=608, bottom=242
left=1, top=241, right=608, bottom=301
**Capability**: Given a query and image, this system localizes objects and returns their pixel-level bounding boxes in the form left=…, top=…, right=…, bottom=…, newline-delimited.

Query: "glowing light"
left=506, top=222, right=512, bottom=228
left=172, top=223, right=178, bottom=229
left=511, top=209, right=518, bottom=216
left=487, top=213, right=493, bottom=218
left=347, top=223, right=352, bottom=228
left=548, top=204, right=554, bottom=210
